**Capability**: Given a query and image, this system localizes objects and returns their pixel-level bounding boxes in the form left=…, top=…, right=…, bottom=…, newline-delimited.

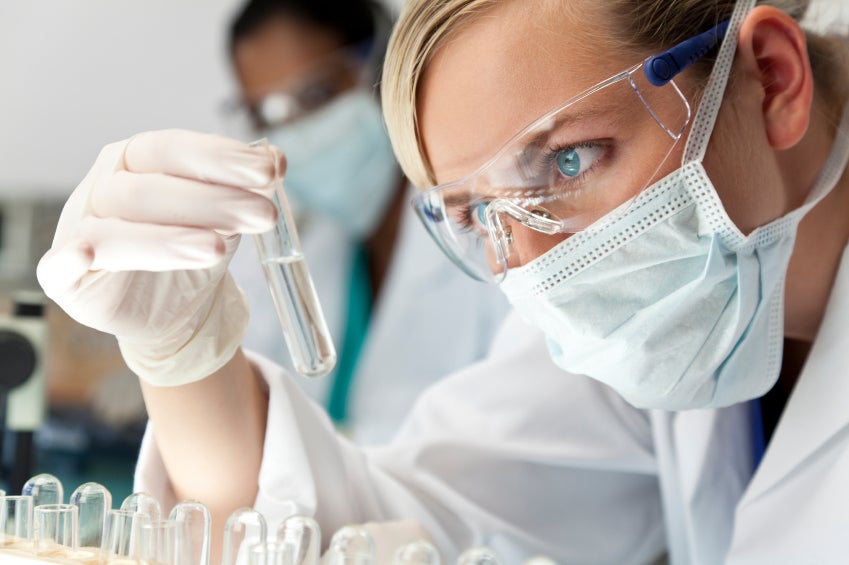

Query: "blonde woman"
left=224, top=0, right=510, bottom=446
left=38, top=0, right=849, bottom=561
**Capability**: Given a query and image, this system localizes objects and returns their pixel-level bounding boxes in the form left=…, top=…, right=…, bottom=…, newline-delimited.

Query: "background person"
left=224, top=0, right=510, bottom=443
left=36, top=0, right=849, bottom=562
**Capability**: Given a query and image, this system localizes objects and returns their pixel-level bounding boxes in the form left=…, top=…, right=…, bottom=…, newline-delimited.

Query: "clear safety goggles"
left=223, top=42, right=375, bottom=132
left=412, top=21, right=730, bottom=283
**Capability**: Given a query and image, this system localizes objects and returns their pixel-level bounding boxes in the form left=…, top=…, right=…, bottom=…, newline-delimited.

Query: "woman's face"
left=232, top=15, right=359, bottom=130
left=417, top=0, right=787, bottom=273
left=418, top=2, right=631, bottom=184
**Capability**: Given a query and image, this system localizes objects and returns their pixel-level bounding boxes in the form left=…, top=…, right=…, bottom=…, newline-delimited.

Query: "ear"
left=736, top=6, right=814, bottom=150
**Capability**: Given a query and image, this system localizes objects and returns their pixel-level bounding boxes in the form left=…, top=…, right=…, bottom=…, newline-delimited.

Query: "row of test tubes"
left=0, top=474, right=558, bottom=564
left=0, top=473, right=211, bottom=565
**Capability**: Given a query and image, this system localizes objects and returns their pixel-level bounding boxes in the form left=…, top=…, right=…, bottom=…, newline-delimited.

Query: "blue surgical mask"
left=499, top=3, right=849, bottom=410
left=268, top=89, right=399, bottom=237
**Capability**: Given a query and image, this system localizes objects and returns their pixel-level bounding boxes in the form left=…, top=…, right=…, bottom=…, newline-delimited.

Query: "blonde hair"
left=381, top=0, right=849, bottom=190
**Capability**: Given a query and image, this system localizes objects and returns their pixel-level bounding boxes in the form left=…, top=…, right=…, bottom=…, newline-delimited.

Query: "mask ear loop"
left=681, top=0, right=757, bottom=163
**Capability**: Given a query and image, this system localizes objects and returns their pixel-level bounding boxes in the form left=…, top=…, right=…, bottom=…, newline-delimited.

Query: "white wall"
left=0, top=0, right=244, bottom=198
left=804, top=0, right=849, bottom=35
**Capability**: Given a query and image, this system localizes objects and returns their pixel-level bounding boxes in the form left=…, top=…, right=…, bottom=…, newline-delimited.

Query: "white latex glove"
left=37, top=130, right=280, bottom=386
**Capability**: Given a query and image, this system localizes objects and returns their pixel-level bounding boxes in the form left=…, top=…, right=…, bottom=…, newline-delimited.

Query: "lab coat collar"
left=738, top=243, right=849, bottom=505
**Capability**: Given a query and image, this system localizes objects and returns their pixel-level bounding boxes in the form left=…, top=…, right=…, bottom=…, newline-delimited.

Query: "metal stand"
left=0, top=292, right=46, bottom=494
left=9, top=430, right=33, bottom=495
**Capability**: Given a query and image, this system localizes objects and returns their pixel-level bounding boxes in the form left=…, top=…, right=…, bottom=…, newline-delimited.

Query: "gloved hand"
left=37, top=130, right=281, bottom=386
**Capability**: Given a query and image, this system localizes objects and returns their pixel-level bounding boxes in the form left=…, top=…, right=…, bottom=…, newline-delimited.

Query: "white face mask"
left=500, top=3, right=849, bottom=410
left=268, top=89, right=399, bottom=237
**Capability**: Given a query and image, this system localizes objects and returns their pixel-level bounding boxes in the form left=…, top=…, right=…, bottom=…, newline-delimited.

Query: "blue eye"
left=472, top=201, right=490, bottom=226
left=552, top=144, right=604, bottom=180
left=555, top=148, right=582, bottom=177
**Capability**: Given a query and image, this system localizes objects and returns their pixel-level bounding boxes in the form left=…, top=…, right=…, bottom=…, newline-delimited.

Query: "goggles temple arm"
left=644, top=19, right=731, bottom=87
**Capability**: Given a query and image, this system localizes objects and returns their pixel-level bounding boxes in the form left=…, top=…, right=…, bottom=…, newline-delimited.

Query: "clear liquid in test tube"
left=251, top=139, right=337, bottom=378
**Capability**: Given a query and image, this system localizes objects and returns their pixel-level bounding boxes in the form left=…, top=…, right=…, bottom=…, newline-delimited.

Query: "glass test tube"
left=23, top=473, right=64, bottom=507
left=139, top=519, right=185, bottom=565
left=456, top=547, right=502, bottom=565
left=169, top=500, right=211, bottom=565
left=71, top=482, right=112, bottom=549
left=276, top=515, right=320, bottom=565
left=250, top=139, right=337, bottom=378
left=249, top=540, right=295, bottom=565
left=101, top=509, right=150, bottom=562
left=222, top=508, right=268, bottom=565
left=121, top=492, right=163, bottom=524
left=34, top=504, right=78, bottom=556
left=324, top=526, right=375, bottom=565
left=393, top=541, right=442, bottom=565
left=0, top=495, right=33, bottom=549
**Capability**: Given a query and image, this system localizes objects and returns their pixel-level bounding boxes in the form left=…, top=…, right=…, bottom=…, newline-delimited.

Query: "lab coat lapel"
left=738, top=245, right=849, bottom=505
left=661, top=404, right=753, bottom=564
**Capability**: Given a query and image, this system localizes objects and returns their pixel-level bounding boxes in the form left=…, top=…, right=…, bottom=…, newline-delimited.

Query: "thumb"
left=37, top=238, right=95, bottom=300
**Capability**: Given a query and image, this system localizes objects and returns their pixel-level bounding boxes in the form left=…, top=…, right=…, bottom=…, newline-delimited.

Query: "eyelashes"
left=453, top=138, right=613, bottom=233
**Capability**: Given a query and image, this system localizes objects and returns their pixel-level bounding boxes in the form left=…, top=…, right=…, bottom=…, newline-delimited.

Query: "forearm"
left=140, top=348, right=267, bottom=544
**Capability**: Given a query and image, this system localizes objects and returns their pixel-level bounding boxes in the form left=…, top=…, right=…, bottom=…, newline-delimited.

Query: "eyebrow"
left=516, top=103, right=621, bottom=168
left=436, top=94, right=633, bottom=207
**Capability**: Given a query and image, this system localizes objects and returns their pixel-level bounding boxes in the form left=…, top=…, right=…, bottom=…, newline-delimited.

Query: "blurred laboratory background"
left=0, top=0, right=403, bottom=501
left=0, top=0, right=844, bottom=503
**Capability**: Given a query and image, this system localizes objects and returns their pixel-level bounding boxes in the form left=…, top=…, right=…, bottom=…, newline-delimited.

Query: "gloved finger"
left=263, top=143, right=287, bottom=180
left=91, top=171, right=276, bottom=234
left=77, top=216, right=229, bottom=272
left=122, top=130, right=284, bottom=191
left=37, top=238, right=96, bottom=298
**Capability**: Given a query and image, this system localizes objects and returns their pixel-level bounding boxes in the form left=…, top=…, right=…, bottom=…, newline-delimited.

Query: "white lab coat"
left=228, top=185, right=511, bottom=444
left=137, top=244, right=849, bottom=563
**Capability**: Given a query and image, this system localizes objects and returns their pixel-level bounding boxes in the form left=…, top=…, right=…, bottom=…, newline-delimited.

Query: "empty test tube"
left=325, top=525, right=375, bottom=565
left=393, top=540, right=442, bottom=565
left=101, top=509, right=150, bottom=562
left=170, top=500, right=212, bottom=565
left=0, top=495, right=33, bottom=549
left=71, top=482, right=112, bottom=549
left=22, top=473, right=63, bottom=506
left=249, top=540, right=295, bottom=565
left=457, top=547, right=502, bottom=565
left=121, top=492, right=163, bottom=524
left=222, top=507, right=268, bottom=565
left=250, top=138, right=337, bottom=378
left=276, top=515, right=320, bottom=565
left=139, top=519, right=188, bottom=565
left=34, top=504, right=78, bottom=556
